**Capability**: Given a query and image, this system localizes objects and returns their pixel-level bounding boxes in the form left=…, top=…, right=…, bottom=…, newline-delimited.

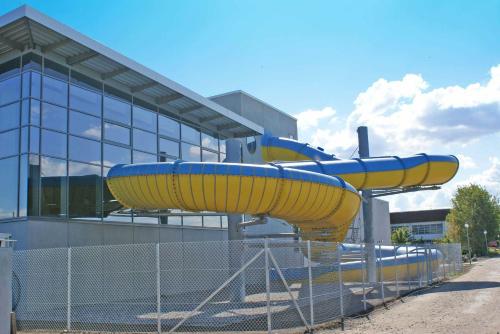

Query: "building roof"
left=390, top=209, right=451, bottom=225
left=0, top=5, right=263, bottom=138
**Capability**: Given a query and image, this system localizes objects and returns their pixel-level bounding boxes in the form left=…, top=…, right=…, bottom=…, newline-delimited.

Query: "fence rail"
left=11, top=240, right=462, bottom=333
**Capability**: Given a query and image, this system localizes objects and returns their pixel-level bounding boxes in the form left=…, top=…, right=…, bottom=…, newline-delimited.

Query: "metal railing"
left=12, top=240, right=462, bottom=333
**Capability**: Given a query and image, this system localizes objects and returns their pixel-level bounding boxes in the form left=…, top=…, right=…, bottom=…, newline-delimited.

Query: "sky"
left=2, top=0, right=499, bottom=211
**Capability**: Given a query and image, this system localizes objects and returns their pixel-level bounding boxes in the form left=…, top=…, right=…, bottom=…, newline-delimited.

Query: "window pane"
left=19, top=154, right=28, bottom=216
left=203, top=216, right=221, bottom=228
left=0, top=129, right=19, bottom=158
left=104, top=122, right=130, bottom=145
left=202, top=150, right=218, bottom=162
left=69, top=110, right=101, bottom=140
left=41, top=129, right=66, bottom=159
left=0, top=102, right=20, bottom=131
left=42, top=102, right=67, bottom=132
left=219, top=152, right=226, bottom=162
left=133, top=105, right=157, bottom=130
left=103, top=166, right=131, bottom=222
left=40, top=156, right=67, bottom=217
left=201, top=132, right=218, bottom=151
left=133, top=150, right=157, bottom=163
left=159, top=115, right=180, bottom=139
left=22, top=72, right=30, bottom=98
left=133, top=128, right=156, bottom=153
left=182, top=216, right=202, bottom=227
left=221, top=216, right=228, bottom=228
left=21, top=127, right=28, bottom=154
left=0, top=58, right=20, bottom=81
left=43, top=76, right=67, bottom=106
left=70, top=85, right=101, bottom=116
left=181, top=124, right=200, bottom=145
left=219, top=139, right=226, bottom=153
left=30, top=99, right=40, bottom=126
left=167, top=216, right=182, bottom=225
left=29, top=127, right=39, bottom=154
left=31, top=72, right=41, bottom=99
left=134, top=216, right=158, bottom=224
left=104, top=96, right=131, bottom=125
left=69, top=136, right=101, bottom=164
left=68, top=161, right=101, bottom=219
left=0, top=156, right=18, bottom=218
left=44, top=59, right=68, bottom=81
left=181, top=143, right=200, bottom=161
left=103, top=144, right=131, bottom=167
left=28, top=154, right=40, bottom=216
left=159, top=138, right=179, bottom=158
left=0, top=75, right=21, bottom=105
left=21, top=100, right=29, bottom=126
left=22, top=53, right=42, bottom=72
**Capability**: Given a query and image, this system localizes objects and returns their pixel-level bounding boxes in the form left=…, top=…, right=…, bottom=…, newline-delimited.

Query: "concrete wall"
left=0, top=219, right=227, bottom=250
left=354, top=198, right=391, bottom=245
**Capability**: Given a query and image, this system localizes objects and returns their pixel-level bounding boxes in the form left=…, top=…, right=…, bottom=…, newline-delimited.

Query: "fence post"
left=378, top=243, right=384, bottom=303
left=405, top=245, right=410, bottom=291
left=361, top=244, right=367, bottom=311
left=417, top=246, right=422, bottom=288
left=337, top=244, right=344, bottom=330
left=156, top=243, right=161, bottom=334
left=442, top=246, right=446, bottom=280
left=307, top=241, right=314, bottom=328
left=67, top=247, right=72, bottom=331
left=394, top=246, right=399, bottom=297
left=264, top=240, right=272, bottom=334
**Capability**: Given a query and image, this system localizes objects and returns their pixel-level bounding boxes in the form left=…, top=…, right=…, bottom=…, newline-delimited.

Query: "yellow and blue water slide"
left=106, top=135, right=458, bottom=242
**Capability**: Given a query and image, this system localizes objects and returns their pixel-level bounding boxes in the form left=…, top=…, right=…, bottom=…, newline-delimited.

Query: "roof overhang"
left=0, top=5, right=263, bottom=138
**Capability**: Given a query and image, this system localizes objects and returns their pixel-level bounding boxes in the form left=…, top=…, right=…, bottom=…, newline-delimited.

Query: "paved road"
left=323, top=257, right=500, bottom=334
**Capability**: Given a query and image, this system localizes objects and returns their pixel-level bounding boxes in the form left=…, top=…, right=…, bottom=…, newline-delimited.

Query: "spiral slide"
left=106, top=136, right=458, bottom=242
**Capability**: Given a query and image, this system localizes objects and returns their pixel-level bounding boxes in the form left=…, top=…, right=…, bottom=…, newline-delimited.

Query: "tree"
left=391, top=227, right=412, bottom=244
left=446, top=184, right=500, bottom=256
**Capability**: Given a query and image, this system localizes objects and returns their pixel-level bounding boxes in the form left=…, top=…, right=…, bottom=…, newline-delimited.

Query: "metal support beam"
left=66, top=50, right=98, bottom=65
left=156, top=93, right=183, bottom=105
left=42, top=38, right=70, bottom=53
left=199, top=114, right=223, bottom=123
left=179, top=105, right=202, bottom=115
left=131, top=81, right=157, bottom=93
left=0, top=34, right=24, bottom=51
left=101, top=67, right=128, bottom=80
left=231, top=130, right=255, bottom=138
left=217, top=123, right=240, bottom=131
left=25, top=19, right=35, bottom=49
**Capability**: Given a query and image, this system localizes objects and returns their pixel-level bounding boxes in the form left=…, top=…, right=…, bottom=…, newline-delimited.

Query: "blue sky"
left=2, top=1, right=499, bottom=211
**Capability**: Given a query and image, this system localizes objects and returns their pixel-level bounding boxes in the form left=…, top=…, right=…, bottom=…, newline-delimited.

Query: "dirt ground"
left=322, top=257, right=500, bottom=334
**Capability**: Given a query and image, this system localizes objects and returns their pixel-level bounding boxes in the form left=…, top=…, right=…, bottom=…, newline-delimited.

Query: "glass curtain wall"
left=0, top=53, right=228, bottom=228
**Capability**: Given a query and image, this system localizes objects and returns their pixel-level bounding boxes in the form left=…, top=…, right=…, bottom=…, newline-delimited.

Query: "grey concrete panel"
left=68, top=221, right=103, bottom=247
left=159, top=227, right=183, bottom=243
left=102, top=223, right=133, bottom=245
left=0, top=221, right=28, bottom=250
left=133, top=225, right=160, bottom=244
left=28, top=220, right=68, bottom=249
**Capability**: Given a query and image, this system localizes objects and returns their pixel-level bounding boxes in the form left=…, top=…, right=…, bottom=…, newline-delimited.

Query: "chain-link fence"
left=11, top=240, right=462, bottom=333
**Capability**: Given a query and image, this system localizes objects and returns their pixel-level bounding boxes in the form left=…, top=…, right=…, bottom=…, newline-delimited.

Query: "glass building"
left=0, top=6, right=298, bottom=249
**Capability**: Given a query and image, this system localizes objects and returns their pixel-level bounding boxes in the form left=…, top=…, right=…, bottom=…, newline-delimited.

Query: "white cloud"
left=299, top=65, right=500, bottom=158
left=294, top=106, right=337, bottom=132
left=458, top=157, right=500, bottom=196
left=455, top=154, right=477, bottom=169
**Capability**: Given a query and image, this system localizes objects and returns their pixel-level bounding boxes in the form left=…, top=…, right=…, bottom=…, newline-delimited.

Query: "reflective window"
left=181, top=143, right=200, bottom=161
left=21, top=100, right=29, bottom=126
left=69, top=110, right=101, bottom=140
left=182, top=216, right=202, bottom=227
left=43, top=76, right=67, bottom=106
left=42, top=103, right=67, bottom=132
left=0, top=75, right=21, bottom=106
left=19, top=154, right=28, bottom=216
left=0, top=157, right=18, bottom=218
left=40, top=156, right=67, bottom=217
left=0, top=102, right=20, bottom=131
left=134, top=216, right=158, bottom=224
left=69, top=136, right=101, bottom=164
left=181, top=124, right=200, bottom=145
left=0, top=58, right=20, bottom=81
left=104, top=122, right=130, bottom=145
left=20, top=127, right=28, bottom=154
left=31, top=72, right=41, bottom=99
left=102, top=166, right=131, bottom=222
left=22, top=72, right=30, bottom=98
left=30, top=99, right=40, bottom=126
left=221, top=216, right=228, bottom=228
left=219, top=152, right=226, bottom=162
left=159, top=115, right=180, bottom=139
left=68, top=161, right=101, bottom=219
left=22, top=53, right=42, bottom=72
left=0, top=129, right=19, bottom=158
left=246, top=136, right=257, bottom=153
left=133, top=105, right=157, bottom=130
left=41, top=129, right=66, bottom=159
left=70, top=85, right=101, bottom=116
left=203, top=216, right=221, bottom=228
left=202, top=150, right=218, bottom=162
left=133, top=128, right=156, bottom=153
left=104, top=96, right=131, bottom=125
left=219, top=139, right=226, bottom=153
left=29, top=127, right=39, bottom=154
left=159, top=138, right=179, bottom=158
left=201, top=132, right=218, bottom=151
left=133, top=150, right=157, bottom=163
left=103, top=144, right=131, bottom=167
left=28, top=155, right=40, bottom=215
left=167, top=216, right=182, bottom=225
left=44, top=59, right=68, bottom=81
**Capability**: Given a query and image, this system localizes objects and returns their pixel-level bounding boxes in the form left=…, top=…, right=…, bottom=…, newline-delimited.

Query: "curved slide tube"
left=106, top=136, right=458, bottom=242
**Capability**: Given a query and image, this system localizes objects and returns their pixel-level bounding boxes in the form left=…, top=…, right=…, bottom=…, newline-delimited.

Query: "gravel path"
left=322, top=257, right=500, bottom=334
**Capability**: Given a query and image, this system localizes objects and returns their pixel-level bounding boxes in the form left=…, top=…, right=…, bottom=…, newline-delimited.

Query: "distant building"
left=390, top=209, right=450, bottom=242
